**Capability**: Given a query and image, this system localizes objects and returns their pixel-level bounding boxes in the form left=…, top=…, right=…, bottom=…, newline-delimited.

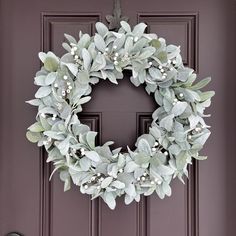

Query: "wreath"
left=26, top=21, right=214, bottom=209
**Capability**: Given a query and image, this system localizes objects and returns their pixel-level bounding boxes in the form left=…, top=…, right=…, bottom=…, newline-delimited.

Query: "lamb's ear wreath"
left=26, top=21, right=214, bottom=209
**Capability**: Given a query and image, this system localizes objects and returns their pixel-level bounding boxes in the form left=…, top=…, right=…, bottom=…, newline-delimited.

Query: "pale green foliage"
left=26, top=21, right=214, bottom=209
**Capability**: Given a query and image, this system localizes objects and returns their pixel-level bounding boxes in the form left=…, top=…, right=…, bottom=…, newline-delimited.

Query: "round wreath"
left=26, top=21, right=214, bottom=209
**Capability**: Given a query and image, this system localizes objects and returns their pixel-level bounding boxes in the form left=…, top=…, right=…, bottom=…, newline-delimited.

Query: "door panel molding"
left=40, top=13, right=101, bottom=236
left=137, top=12, right=199, bottom=72
left=136, top=112, right=199, bottom=236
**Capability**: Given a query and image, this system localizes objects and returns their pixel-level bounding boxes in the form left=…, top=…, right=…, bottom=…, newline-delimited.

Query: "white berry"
left=152, top=147, right=157, bottom=152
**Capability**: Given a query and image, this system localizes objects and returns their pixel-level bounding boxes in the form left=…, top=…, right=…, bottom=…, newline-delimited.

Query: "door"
left=0, top=0, right=235, bottom=236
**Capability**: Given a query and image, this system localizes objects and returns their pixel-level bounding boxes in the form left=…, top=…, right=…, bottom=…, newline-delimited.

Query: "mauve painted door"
left=0, top=0, right=235, bottom=236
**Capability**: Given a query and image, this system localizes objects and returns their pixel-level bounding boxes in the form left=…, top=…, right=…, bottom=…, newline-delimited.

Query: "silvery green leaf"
left=80, top=157, right=91, bottom=171
left=94, top=34, right=106, bottom=52
left=177, top=68, right=193, bottom=82
left=168, top=144, right=181, bottom=155
left=45, top=72, right=57, bottom=85
left=117, top=173, right=134, bottom=186
left=134, top=153, right=150, bottom=167
left=136, top=134, right=155, bottom=148
left=26, top=131, right=42, bottom=143
left=158, top=79, right=173, bottom=88
left=113, top=34, right=126, bottom=50
left=86, top=131, right=97, bottom=149
left=120, top=21, right=131, bottom=32
left=132, top=22, right=147, bottom=37
left=183, top=89, right=201, bottom=102
left=95, top=22, right=108, bottom=37
left=138, top=47, right=156, bottom=60
left=61, top=53, right=74, bottom=63
left=34, top=75, right=46, bottom=86
left=104, top=192, right=116, bottom=209
left=91, top=54, right=106, bottom=71
left=159, top=114, right=174, bottom=131
left=149, top=67, right=162, bottom=79
left=190, top=77, right=211, bottom=90
left=35, top=86, right=51, bottom=98
left=176, top=151, right=188, bottom=170
left=40, top=116, right=51, bottom=130
left=134, top=168, right=145, bottom=179
left=106, top=71, right=118, bottom=84
left=72, top=124, right=89, bottom=136
left=124, top=161, right=139, bottom=173
left=62, top=42, right=71, bottom=52
left=150, top=39, right=161, bottom=49
left=38, top=52, right=47, bottom=63
left=47, top=148, right=63, bottom=162
left=64, top=33, right=77, bottom=44
left=44, top=131, right=64, bottom=140
left=137, top=139, right=151, bottom=155
left=125, top=183, right=136, bottom=197
left=156, top=186, right=165, bottom=199
left=101, top=176, right=113, bottom=188
left=125, top=36, right=133, bottom=52
left=78, top=96, right=91, bottom=105
left=59, top=171, right=71, bottom=191
left=57, top=136, right=70, bottom=155
left=163, top=98, right=172, bottom=112
left=78, top=33, right=91, bottom=48
left=84, top=151, right=101, bottom=162
left=199, top=91, right=215, bottom=101
left=130, top=76, right=141, bottom=87
left=144, top=187, right=155, bottom=196
left=65, top=63, right=78, bottom=76
left=107, top=163, right=118, bottom=178
left=111, top=180, right=125, bottom=189
left=149, top=126, right=162, bottom=139
left=82, top=48, right=92, bottom=70
left=162, top=182, right=172, bottom=196
left=154, top=90, right=163, bottom=105
left=131, top=38, right=148, bottom=53
left=156, top=51, right=167, bottom=62
left=28, top=122, right=44, bottom=132
left=171, top=101, right=188, bottom=116
left=188, top=115, right=201, bottom=129
left=125, top=194, right=134, bottom=205
left=63, top=178, right=71, bottom=191
left=44, top=57, right=58, bottom=72
left=193, top=155, right=207, bottom=160
left=156, top=164, right=174, bottom=175
left=77, top=70, right=89, bottom=84
left=26, top=99, right=41, bottom=106
left=193, top=131, right=211, bottom=146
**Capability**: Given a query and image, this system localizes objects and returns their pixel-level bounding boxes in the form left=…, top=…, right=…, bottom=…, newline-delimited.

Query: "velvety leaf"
left=35, top=86, right=51, bottom=98
left=84, top=151, right=101, bottom=162
left=26, top=131, right=42, bottom=143
left=159, top=114, right=174, bottom=131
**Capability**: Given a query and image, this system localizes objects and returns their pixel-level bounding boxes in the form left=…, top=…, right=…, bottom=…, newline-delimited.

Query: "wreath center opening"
left=81, top=72, right=157, bottom=151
